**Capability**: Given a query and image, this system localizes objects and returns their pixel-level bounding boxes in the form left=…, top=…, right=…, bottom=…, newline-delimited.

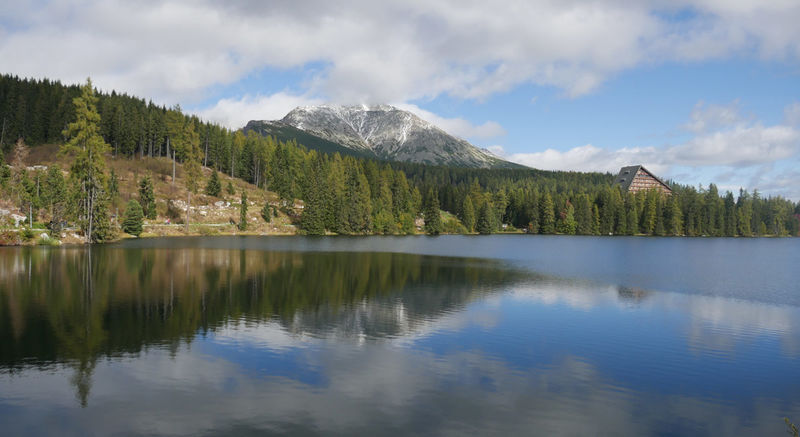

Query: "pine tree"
left=108, top=168, right=119, bottom=199
left=476, top=200, right=494, bottom=234
left=664, top=194, right=683, bottom=236
left=226, top=180, right=235, bottom=195
left=538, top=192, right=555, bottom=234
left=423, top=188, right=442, bottom=235
left=625, top=193, right=638, bottom=235
left=341, top=164, right=372, bottom=234
left=205, top=169, right=221, bottom=197
left=261, top=201, right=272, bottom=223
left=641, top=189, right=658, bottom=235
left=238, top=190, right=248, bottom=231
left=138, top=175, right=156, bottom=219
left=60, top=78, right=111, bottom=243
left=0, top=152, right=10, bottom=189
left=301, top=157, right=326, bottom=235
left=557, top=202, right=577, bottom=235
left=121, top=199, right=144, bottom=237
left=461, top=196, right=476, bottom=233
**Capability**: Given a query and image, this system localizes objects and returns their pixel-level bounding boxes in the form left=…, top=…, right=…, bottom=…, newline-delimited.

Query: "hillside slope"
left=1, top=145, right=299, bottom=243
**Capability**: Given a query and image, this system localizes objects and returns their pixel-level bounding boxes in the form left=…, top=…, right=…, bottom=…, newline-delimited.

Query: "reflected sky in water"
left=0, top=236, right=798, bottom=436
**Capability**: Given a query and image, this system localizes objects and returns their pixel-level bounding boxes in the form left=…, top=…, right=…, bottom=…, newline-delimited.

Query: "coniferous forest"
left=1, top=74, right=798, bottom=240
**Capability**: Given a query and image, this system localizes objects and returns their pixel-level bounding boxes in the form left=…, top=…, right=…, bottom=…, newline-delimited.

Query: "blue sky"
left=1, top=0, right=799, bottom=198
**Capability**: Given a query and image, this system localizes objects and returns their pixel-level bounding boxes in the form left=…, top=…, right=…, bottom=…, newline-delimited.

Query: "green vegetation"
left=138, top=175, right=156, bottom=219
left=1, top=74, right=798, bottom=240
left=787, top=418, right=799, bottom=437
left=59, top=78, right=113, bottom=243
left=121, top=199, right=143, bottom=237
left=238, top=190, right=248, bottom=231
left=205, top=169, right=221, bottom=197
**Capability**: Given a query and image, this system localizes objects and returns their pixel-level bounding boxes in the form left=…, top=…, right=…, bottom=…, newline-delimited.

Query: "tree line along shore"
left=0, top=74, right=798, bottom=245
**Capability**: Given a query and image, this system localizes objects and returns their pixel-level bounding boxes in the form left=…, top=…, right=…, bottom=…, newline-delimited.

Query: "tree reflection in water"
left=0, top=246, right=522, bottom=406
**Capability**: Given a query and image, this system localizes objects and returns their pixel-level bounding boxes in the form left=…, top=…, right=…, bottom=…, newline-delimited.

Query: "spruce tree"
left=557, top=202, right=577, bottom=235
left=121, top=199, right=144, bottom=237
left=261, top=201, right=272, bottom=223
left=138, top=175, right=156, bottom=219
left=423, top=188, right=442, bottom=235
left=60, top=78, right=111, bottom=243
left=239, top=190, right=248, bottom=231
left=205, top=169, right=221, bottom=197
left=108, top=168, right=119, bottom=199
left=461, top=196, right=476, bottom=233
left=476, top=200, right=494, bottom=234
left=538, top=192, right=555, bottom=234
left=301, top=158, right=325, bottom=235
left=226, top=180, right=235, bottom=195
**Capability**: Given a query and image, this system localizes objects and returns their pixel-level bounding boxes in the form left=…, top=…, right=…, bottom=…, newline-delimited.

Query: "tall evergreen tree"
left=461, top=196, right=476, bottom=233
left=121, top=199, right=144, bottom=237
left=476, top=200, right=494, bottom=235
left=60, top=78, right=112, bottom=243
left=138, top=175, right=156, bottom=219
left=238, top=190, right=248, bottom=231
left=538, top=192, right=555, bottom=234
left=557, top=201, right=577, bottom=235
left=423, top=188, right=442, bottom=235
left=300, top=157, right=326, bottom=235
left=205, top=169, right=221, bottom=197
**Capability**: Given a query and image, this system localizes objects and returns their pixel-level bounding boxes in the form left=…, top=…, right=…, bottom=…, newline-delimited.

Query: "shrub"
left=20, top=228, right=35, bottom=241
left=122, top=199, right=144, bottom=237
left=205, top=170, right=221, bottom=197
left=261, top=202, right=271, bottom=223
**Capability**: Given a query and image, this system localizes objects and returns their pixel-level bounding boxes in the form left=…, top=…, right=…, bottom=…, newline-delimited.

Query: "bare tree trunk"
left=204, top=133, right=209, bottom=168
left=87, top=184, right=93, bottom=244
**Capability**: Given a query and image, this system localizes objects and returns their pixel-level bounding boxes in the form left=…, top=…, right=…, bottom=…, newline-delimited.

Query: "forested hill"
left=1, top=74, right=798, bottom=239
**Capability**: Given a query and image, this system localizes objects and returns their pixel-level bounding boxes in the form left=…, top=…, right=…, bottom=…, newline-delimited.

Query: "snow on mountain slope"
left=245, top=105, right=523, bottom=169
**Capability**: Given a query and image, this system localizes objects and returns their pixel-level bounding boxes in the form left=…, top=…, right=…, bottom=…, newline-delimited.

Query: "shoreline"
left=0, top=227, right=791, bottom=247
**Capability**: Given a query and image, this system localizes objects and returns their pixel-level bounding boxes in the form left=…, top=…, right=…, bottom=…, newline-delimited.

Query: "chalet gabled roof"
left=613, top=165, right=671, bottom=191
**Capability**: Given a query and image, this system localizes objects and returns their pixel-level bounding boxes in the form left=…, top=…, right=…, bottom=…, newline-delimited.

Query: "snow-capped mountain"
left=243, top=105, right=523, bottom=168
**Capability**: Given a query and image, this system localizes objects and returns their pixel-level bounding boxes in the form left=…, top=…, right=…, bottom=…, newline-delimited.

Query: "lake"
left=1, top=235, right=798, bottom=436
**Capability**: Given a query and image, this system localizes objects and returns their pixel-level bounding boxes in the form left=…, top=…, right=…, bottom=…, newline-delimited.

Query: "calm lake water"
left=1, top=235, right=798, bottom=436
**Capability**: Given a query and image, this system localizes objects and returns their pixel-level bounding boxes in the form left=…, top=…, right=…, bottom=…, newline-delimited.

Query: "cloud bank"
left=2, top=0, right=799, bottom=104
left=505, top=101, right=800, bottom=199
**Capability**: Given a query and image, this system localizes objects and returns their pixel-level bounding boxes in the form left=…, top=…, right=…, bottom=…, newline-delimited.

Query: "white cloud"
left=392, top=103, right=506, bottom=140
left=683, top=101, right=744, bottom=133
left=784, top=102, right=800, bottom=126
left=507, top=102, right=800, bottom=199
left=669, top=123, right=799, bottom=167
left=486, top=145, right=506, bottom=157
left=509, top=144, right=664, bottom=175
left=195, top=92, right=323, bottom=129
left=2, top=1, right=800, bottom=104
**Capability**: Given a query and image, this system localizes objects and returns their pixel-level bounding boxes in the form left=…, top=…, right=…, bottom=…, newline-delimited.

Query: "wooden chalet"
left=614, top=165, right=672, bottom=195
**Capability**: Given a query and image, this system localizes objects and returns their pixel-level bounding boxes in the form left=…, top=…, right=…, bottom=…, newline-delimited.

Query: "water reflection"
left=0, top=241, right=798, bottom=436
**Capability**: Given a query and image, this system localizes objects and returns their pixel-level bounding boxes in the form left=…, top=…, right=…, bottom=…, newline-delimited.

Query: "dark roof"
left=613, top=165, right=671, bottom=191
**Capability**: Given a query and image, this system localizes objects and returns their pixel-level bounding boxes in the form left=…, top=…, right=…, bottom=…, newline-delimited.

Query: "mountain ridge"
left=244, top=104, right=524, bottom=169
